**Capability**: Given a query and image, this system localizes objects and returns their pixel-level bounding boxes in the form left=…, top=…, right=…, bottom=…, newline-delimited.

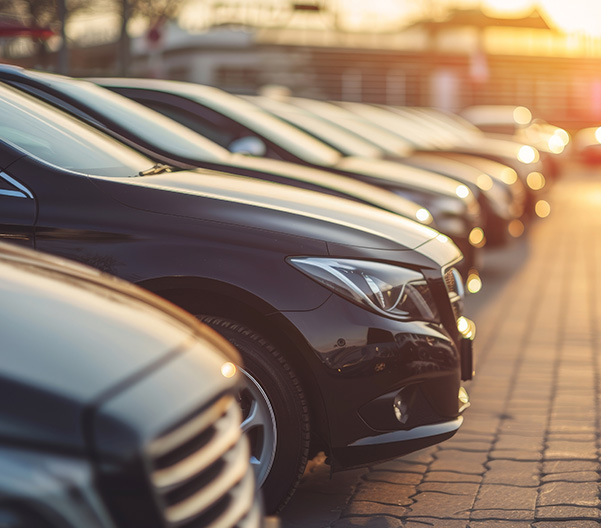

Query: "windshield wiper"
left=137, top=163, right=173, bottom=176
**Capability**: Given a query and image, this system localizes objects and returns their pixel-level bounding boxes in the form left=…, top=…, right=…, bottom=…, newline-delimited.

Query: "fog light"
left=393, top=394, right=409, bottom=424
left=457, top=316, right=476, bottom=339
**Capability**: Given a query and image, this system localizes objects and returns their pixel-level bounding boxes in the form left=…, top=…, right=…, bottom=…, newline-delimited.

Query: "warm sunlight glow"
left=595, top=127, right=601, bottom=144
left=484, top=0, right=601, bottom=37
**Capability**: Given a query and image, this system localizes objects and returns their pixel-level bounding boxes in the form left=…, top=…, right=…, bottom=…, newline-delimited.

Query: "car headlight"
left=288, top=257, right=439, bottom=322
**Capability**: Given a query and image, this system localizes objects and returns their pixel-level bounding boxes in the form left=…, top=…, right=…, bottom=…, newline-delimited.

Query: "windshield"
left=23, top=70, right=230, bottom=164
left=0, top=84, right=154, bottom=177
left=247, top=96, right=384, bottom=159
left=153, top=82, right=342, bottom=167
left=291, top=98, right=415, bottom=156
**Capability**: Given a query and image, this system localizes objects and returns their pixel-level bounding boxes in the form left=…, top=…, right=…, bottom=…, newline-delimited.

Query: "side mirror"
left=229, top=136, right=267, bottom=157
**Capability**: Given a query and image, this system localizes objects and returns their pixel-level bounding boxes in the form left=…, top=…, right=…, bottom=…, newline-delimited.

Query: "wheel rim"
left=238, top=368, right=277, bottom=487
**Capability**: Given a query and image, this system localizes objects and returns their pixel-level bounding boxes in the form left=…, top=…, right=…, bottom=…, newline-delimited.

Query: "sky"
left=66, top=0, right=601, bottom=46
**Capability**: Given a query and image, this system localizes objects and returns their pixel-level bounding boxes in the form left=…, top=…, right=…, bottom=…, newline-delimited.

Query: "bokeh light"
left=535, top=200, right=551, bottom=218
left=526, top=172, right=546, bottom=190
left=518, top=145, right=537, bottom=164
left=508, top=219, right=525, bottom=238
left=469, top=227, right=486, bottom=248
left=501, top=168, right=519, bottom=185
left=467, top=273, right=483, bottom=294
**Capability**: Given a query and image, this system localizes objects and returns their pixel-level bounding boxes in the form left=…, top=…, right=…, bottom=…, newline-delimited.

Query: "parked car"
left=0, top=82, right=474, bottom=512
left=248, top=94, right=519, bottom=248
left=0, top=241, right=263, bottom=528
left=73, top=75, right=484, bottom=276
left=380, top=105, right=552, bottom=198
left=0, top=66, right=438, bottom=236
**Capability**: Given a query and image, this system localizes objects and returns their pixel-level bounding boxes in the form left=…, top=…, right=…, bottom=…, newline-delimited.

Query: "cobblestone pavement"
left=281, top=163, right=601, bottom=528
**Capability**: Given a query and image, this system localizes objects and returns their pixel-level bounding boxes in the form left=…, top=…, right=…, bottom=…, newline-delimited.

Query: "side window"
left=138, top=99, right=238, bottom=147
left=0, top=172, right=32, bottom=199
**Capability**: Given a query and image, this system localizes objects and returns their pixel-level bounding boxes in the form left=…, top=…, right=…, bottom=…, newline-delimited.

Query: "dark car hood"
left=224, top=154, right=430, bottom=223
left=0, top=243, right=235, bottom=452
left=95, top=168, right=442, bottom=252
left=336, top=156, right=473, bottom=201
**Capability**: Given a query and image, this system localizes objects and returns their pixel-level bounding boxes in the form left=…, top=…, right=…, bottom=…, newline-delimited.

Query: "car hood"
left=96, top=168, right=441, bottom=251
left=225, top=154, right=430, bottom=223
left=0, top=244, right=235, bottom=452
left=336, top=156, right=471, bottom=200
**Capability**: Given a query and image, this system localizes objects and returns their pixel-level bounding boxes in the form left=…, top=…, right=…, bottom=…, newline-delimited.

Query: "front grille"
left=443, top=267, right=464, bottom=320
left=148, top=394, right=259, bottom=528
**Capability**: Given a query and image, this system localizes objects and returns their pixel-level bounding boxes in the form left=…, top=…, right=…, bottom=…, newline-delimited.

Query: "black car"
left=0, top=66, right=439, bottom=247
left=0, top=83, right=474, bottom=512
left=248, top=94, right=520, bottom=248
left=0, top=242, right=263, bottom=528
left=73, top=76, right=484, bottom=275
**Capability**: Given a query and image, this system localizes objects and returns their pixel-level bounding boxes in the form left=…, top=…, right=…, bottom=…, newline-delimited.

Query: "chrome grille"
left=443, top=267, right=464, bottom=320
left=148, top=395, right=260, bottom=528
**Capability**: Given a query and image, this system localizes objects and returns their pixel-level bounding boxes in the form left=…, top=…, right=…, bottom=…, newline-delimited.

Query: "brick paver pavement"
left=281, top=164, right=601, bottom=528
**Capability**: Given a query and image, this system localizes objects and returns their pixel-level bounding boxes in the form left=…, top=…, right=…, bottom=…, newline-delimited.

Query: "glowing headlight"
left=517, top=145, right=537, bottom=164
left=548, top=135, right=565, bottom=154
left=416, top=207, right=432, bottom=223
left=477, top=173, right=493, bottom=191
left=455, top=184, right=470, bottom=199
left=500, top=167, right=518, bottom=185
left=555, top=129, right=569, bottom=146
left=513, top=106, right=532, bottom=125
left=289, top=257, right=438, bottom=321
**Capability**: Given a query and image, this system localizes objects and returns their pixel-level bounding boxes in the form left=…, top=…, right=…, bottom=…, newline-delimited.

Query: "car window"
left=153, top=83, right=342, bottom=167
left=0, top=84, right=154, bottom=177
left=143, top=99, right=239, bottom=147
left=21, top=70, right=230, bottom=164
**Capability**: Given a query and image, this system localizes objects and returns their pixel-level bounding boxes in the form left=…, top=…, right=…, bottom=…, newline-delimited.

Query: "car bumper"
left=277, top=294, right=474, bottom=471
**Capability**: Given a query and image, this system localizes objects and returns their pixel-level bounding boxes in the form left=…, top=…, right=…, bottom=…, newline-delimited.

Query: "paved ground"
left=280, top=162, right=601, bottom=528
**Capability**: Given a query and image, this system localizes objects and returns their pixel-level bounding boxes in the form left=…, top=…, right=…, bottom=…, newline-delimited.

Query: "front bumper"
left=278, top=294, right=475, bottom=472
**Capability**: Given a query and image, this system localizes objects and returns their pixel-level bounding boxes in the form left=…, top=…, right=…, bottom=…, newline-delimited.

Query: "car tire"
left=198, top=316, right=310, bottom=513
